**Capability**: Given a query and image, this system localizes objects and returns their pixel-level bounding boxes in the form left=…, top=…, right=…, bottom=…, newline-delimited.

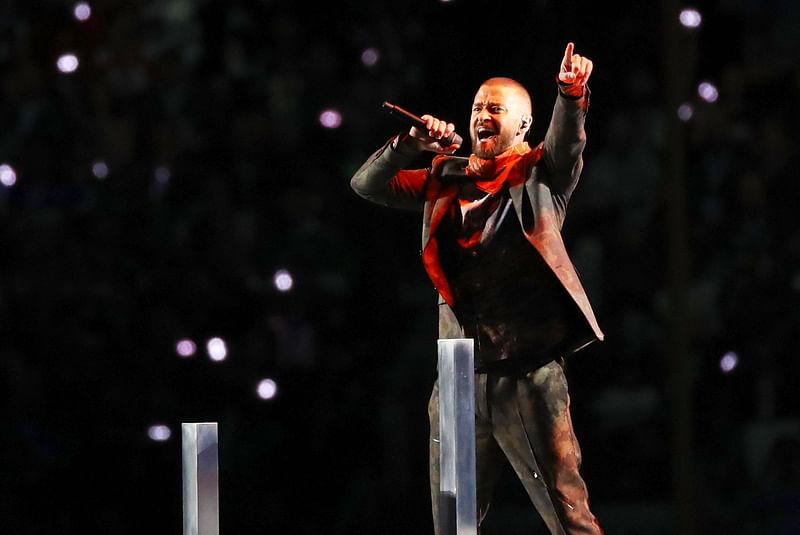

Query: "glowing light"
left=720, top=351, right=738, bottom=374
left=148, top=424, right=172, bottom=441
left=361, top=48, right=380, bottom=67
left=257, top=378, right=278, bottom=400
left=679, top=8, right=702, bottom=28
left=319, top=109, right=342, bottom=129
left=0, top=163, right=17, bottom=187
left=56, top=53, right=79, bottom=73
left=206, top=337, right=227, bottom=361
left=677, top=103, right=694, bottom=122
left=273, top=269, right=293, bottom=292
left=176, top=339, right=197, bottom=358
left=73, top=2, right=92, bottom=21
left=698, top=81, right=719, bottom=103
left=91, top=160, right=108, bottom=179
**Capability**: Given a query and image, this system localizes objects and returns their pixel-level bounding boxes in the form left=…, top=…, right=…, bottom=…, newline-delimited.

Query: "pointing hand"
left=558, top=42, right=594, bottom=96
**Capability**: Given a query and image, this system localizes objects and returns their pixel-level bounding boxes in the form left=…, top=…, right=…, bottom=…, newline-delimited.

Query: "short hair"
left=480, top=77, right=533, bottom=117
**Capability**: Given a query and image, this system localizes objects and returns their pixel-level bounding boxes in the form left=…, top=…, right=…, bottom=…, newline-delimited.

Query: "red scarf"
left=466, top=142, right=532, bottom=191
left=455, top=142, right=532, bottom=248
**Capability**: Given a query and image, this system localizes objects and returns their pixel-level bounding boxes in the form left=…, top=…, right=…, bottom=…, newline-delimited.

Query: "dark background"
left=2, top=0, right=799, bottom=533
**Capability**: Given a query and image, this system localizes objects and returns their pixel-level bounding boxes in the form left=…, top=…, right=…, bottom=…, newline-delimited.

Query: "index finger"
left=562, top=42, right=574, bottom=67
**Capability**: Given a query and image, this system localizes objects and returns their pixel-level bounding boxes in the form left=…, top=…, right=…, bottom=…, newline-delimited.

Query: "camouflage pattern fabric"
left=428, top=360, right=604, bottom=534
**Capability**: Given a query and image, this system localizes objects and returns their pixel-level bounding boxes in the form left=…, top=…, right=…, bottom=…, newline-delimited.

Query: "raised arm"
left=350, top=114, right=460, bottom=209
left=350, top=136, right=429, bottom=210
left=541, top=42, right=594, bottom=196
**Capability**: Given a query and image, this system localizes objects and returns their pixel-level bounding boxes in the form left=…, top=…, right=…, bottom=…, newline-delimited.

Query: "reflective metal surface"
left=438, top=339, right=477, bottom=535
left=182, top=422, right=219, bottom=535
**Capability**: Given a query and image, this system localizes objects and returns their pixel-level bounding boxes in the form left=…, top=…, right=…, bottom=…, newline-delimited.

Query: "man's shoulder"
left=431, top=154, right=469, bottom=180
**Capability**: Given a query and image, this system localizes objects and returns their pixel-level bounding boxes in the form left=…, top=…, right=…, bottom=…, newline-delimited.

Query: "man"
left=350, top=42, right=604, bottom=534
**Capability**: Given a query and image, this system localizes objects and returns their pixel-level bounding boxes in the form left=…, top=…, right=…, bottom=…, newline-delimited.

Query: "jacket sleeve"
left=539, top=86, right=590, bottom=200
left=350, top=135, right=430, bottom=211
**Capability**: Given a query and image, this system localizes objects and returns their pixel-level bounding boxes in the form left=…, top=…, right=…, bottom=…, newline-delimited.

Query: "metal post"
left=182, top=422, right=220, bottom=535
left=437, top=338, right=477, bottom=535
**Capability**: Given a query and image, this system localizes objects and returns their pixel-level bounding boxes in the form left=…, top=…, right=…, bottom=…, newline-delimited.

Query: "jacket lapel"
left=422, top=178, right=459, bottom=307
left=508, top=180, right=604, bottom=341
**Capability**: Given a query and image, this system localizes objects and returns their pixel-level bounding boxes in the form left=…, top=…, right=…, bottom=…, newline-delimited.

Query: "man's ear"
left=519, top=113, right=532, bottom=135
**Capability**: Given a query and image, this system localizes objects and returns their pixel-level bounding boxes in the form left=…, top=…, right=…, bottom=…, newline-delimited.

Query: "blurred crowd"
left=1, top=1, right=799, bottom=533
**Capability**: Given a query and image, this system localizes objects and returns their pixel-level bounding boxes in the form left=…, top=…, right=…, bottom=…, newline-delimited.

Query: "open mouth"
left=476, top=126, right=497, bottom=142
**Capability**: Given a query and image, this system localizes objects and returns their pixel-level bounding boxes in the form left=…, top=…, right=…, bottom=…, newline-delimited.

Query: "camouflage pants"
left=428, top=359, right=603, bottom=534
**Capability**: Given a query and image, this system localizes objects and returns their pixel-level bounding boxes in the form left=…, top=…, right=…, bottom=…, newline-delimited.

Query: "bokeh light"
left=679, top=8, right=702, bottom=28
left=56, top=53, right=79, bottom=73
left=698, top=81, right=719, bottom=103
left=361, top=47, right=380, bottom=67
left=0, top=163, right=17, bottom=187
left=720, top=351, right=739, bottom=374
left=73, top=2, right=92, bottom=21
left=319, top=109, right=342, bottom=129
left=206, top=337, right=227, bottom=361
left=273, top=269, right=294, bottom=292
left=147, top=424, right=172, bottom=441
left=677, top=103, right=694, bottom=122
left=257, top=378, right=278, bottom=400
left=91, top=160, right=108, bottom=179
left=176, top=339, right=197, bottom=358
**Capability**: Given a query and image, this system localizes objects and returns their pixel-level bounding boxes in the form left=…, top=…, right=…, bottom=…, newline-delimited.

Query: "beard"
left=470, top=129, right=517, bottom=159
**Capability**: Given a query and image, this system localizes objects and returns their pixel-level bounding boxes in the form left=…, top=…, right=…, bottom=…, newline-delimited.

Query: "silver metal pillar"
left=437, top=338, right=477, bottom=535
left=182, top=422, right=220, bottom=535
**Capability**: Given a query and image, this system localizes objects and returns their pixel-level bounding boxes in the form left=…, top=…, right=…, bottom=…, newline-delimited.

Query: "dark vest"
left=438, top=190, right=588, bottom=372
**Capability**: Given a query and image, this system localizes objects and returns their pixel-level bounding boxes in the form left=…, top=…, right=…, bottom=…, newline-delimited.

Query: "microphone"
left=382, top=101, right=463, bottom=147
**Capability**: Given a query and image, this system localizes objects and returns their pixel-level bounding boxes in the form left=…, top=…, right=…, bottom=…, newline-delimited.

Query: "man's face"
left=470, top=83, right=530, bottom=159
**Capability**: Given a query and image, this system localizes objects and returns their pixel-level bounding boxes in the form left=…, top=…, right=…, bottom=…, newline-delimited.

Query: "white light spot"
left=720, top=351, right=738, bottom=374
left=677, top=103, right=694, bottom=122
left=148, top=424, right=172, bottom=441
left=0, top=163, right=17, bottom=187
left=361, top=48, right=380, bottom=67
left=57, top=53, right=80, bottom=73
left=206, top=337, right=227, bottom=361
left=176, top=339, right=197, bottom=358
left=679, top=8, right=702, bottom=28
left=698, top=81, right=719, bottom=103
left=257, top=378, right=278, bottom=400
left=319, top=109, right=342, bottom=129
left=73, top=2, right=92, bottom=21
left=91, top=160, right=108, bottom=179
left=273, top=269, right=293, bottom=292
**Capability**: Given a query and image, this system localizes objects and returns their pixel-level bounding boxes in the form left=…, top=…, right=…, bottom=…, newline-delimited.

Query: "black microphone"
left=382, top=101, right=463, bottom=147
